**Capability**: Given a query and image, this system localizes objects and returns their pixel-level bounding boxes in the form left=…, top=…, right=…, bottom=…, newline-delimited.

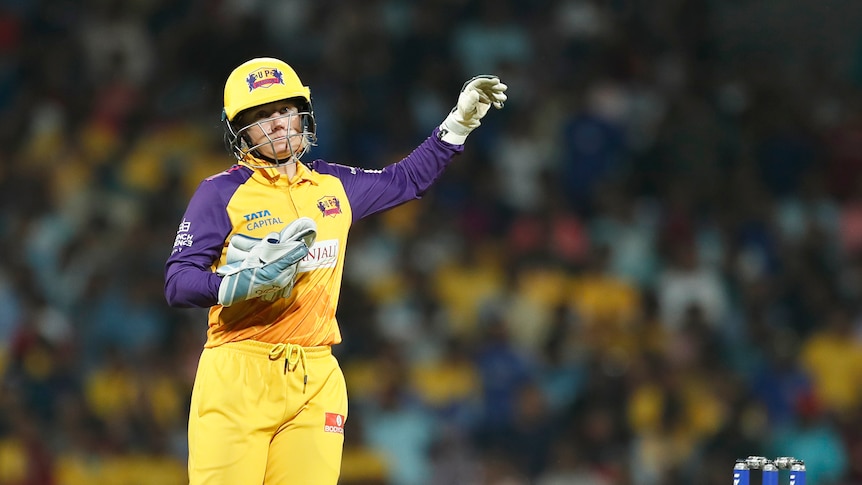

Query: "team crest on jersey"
left=324, top=413, right=345, bottom=434
left=317, top=196, right=342, bottom=217
left=246, top=67, right=285, bottom=91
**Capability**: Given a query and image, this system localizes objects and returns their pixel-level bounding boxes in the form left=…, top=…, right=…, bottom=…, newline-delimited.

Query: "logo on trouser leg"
left=324, top=413, right=345, bottom=434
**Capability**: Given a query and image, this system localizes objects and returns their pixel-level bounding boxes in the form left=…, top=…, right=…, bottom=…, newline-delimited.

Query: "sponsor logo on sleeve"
left=172, top=219, right=193, bottom=254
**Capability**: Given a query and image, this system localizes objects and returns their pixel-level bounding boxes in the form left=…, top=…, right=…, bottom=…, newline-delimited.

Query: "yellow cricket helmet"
left=222, top=57, right=317, bottom=165
left=222, top=57, right=311, bottom=122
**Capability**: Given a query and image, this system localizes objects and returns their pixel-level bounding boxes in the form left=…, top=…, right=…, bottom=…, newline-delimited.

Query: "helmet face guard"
left=222, top=58, right=317, bottom=166
left=223, top=104, right=317, bottom=167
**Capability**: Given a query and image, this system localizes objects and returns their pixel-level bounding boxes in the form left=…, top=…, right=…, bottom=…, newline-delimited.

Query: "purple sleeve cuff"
left=165, top=267, right=221, bottom=308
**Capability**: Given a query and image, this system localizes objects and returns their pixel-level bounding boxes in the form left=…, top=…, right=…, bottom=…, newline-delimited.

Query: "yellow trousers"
left=188, top=340, right=347, bottom=485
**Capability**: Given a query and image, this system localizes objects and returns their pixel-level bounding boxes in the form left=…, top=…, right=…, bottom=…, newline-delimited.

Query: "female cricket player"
left=164, top=57, right=507, bottom=484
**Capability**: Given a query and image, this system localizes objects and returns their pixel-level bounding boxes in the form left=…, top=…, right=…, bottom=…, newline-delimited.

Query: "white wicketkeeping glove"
left=216, top=217, right=318, bottom=307
left=438, top=75, right=508, bottom=145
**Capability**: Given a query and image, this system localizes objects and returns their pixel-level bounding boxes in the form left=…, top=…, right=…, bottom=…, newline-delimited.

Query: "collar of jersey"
left=240, top=157, right=319, bottom=186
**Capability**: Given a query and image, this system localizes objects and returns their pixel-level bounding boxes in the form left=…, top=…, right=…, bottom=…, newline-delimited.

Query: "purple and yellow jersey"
left=165, top=129, right=462, bottom=348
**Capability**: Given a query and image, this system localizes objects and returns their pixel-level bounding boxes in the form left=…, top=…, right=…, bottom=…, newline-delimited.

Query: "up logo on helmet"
left=245, top=67, right=285, bottom=92
left=324, top=412, right=345, bottom=434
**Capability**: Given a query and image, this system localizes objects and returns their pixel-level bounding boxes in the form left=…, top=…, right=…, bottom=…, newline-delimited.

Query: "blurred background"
left=2, top=0, right=862, bottom=483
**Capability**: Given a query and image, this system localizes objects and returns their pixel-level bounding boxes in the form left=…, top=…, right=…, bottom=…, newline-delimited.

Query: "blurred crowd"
left=3, top=0, right=862, bottom=484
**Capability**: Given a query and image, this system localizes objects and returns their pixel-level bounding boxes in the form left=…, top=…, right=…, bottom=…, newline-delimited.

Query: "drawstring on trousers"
left=269, top=343, right=308, bottom=393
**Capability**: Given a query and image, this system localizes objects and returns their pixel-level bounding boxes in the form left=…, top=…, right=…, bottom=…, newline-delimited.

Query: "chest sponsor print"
left=297, top=239, right=339, bottom=272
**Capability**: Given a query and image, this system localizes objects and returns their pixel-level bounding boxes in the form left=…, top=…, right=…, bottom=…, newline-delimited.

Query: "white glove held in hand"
left=438, top=75, right=508, bottom=145
left=216, top=217, right=317, bottom=306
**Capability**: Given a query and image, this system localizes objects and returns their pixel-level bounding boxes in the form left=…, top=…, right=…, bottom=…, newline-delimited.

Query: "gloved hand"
left=216, top=217, right=317, bottom=306
left=222, top=217, right=318, bottom=269
left=438, top=75, right=507, bottom=145
left=279, top=216, right=317, bottom=250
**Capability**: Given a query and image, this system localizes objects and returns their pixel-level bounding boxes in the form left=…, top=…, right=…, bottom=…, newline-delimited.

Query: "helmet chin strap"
left=253, top=153, right=298, bottom=166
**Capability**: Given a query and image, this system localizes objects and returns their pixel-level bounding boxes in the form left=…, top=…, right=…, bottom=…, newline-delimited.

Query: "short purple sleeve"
left=311, top=128, right=464, bottom=221
left=164, top=172, right=241, bottom=308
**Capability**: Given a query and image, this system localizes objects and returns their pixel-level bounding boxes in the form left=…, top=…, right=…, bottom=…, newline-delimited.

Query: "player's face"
left=239, top=100, right=306, bottom=160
